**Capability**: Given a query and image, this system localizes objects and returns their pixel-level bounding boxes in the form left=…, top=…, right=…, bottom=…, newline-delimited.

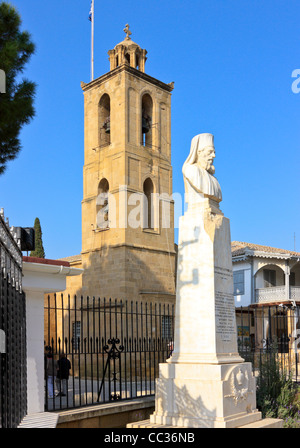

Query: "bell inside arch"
left=103, top=116, right=110, bottom=134
left=142, top=113, right=151, bottom=134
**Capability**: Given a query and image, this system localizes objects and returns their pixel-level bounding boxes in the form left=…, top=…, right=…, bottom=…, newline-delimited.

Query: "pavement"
left=45, top=376, right=155, bottom=411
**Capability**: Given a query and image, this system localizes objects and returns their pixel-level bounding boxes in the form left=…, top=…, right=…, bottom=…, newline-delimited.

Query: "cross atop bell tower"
left=107, top=24, right=147, bottom=72
left=123, top=23, right=132, bottom=40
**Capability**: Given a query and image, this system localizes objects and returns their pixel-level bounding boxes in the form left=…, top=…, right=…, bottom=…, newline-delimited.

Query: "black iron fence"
left=44, top=295, right=174, bottom=411
left=44, top=294, right=300, bottom=412
left=236, top=304, right=300, bottom=381
left=0, top=211, right=27, bottom=428
left=0, top=270, right=27, bottom=428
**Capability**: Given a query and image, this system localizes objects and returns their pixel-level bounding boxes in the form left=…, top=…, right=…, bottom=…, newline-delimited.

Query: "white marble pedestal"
left=128, top=198, right=282, bottom=428
left=170, top=199, right=242, bottom=365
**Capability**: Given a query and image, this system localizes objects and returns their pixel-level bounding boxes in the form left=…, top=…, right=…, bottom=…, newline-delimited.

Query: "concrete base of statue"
left=127, top=362, right=281, bottom=428
left=128, top=196, right=282, bottom=428
left=148, top=362, right=263, bottom=428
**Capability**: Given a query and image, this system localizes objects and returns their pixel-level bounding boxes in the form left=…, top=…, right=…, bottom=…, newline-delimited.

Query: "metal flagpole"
left=91, top=0, right=94, bottom=81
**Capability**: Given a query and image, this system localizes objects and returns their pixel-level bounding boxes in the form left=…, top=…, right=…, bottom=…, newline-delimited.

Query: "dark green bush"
left=256, top=345, right=300, bottom=428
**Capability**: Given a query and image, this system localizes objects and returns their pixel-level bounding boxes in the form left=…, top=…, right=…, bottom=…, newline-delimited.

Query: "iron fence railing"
left=236, top=304, right=300, bottom=381
left=45, top=295, right=300, bottom=412
left=0, top=210, right=23, bottom=291
left=44, top=295, right=174, bottom=411
left=0, top=210, right=27, bottom=428
left=0, top=269, right=27, bottom=428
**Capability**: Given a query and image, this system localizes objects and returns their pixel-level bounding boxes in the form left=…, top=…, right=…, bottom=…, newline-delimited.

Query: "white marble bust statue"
left=182, top=133, right=222, bottom=204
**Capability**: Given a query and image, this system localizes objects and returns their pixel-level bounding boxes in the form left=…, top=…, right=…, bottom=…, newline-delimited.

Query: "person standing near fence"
left=56, top=353, right=71, bottom=397
left=46, top=350, right=57, bottom=399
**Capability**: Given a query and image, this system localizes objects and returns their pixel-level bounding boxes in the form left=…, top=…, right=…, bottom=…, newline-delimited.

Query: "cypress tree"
left=0, top=2, right=36, bottom=174
left=30, top=217, right=45, bottom=258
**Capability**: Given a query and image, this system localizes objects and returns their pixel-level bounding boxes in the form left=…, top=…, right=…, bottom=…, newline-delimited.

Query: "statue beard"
left=196, top=158, right=215, bottom=176
left=198, top=159, right=215, bottom=175
left=208, top=165, right=215, bottom=175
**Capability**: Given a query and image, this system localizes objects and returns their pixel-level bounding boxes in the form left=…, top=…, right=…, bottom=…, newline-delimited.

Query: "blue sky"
left=0, top=0, right=299, bottom=259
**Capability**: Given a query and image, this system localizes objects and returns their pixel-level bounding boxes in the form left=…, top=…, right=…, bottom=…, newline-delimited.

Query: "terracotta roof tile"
left=231, top=241, right=300, bottom=257
left=23, top=256, right=70, bottom=267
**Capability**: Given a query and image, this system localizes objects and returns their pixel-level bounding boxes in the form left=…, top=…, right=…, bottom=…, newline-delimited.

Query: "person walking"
left=56, top=353, right=71, bottom=397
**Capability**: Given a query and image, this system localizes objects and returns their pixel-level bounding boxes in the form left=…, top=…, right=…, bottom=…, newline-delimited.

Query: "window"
left=161, top=316, right=172, bottom=340
left=125, top=52, right=130, bottom=64
left=72, top=321, right=81, bottom=350
left=96, top=178, right=109, bottom=229
left=135, top=54, right=140, bottom=70
left=233, top=270, right=245, bottom=295
left=263, top=269, right=276, bottom=288
left=141, top=93, right=153, bottom=147
left=143, top=178, right=154, bottom=229
left=290, top=272, right=296, bottom=286
left=99, top=93, right=110, bottom=147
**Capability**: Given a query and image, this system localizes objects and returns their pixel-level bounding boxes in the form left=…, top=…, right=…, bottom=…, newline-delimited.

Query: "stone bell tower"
left=77, top=25, right=176, bottom=304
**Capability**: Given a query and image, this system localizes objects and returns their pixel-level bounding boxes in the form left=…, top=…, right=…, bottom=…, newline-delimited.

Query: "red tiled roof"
left=23, top=256, right=70, bottom=267
left=231, top=241, right=300, bottom=257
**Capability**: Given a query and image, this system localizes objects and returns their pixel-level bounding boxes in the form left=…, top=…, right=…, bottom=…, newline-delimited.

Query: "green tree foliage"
left=0, top=2, right=36, bottom=174
left=30, top=217, right=45, bottom=258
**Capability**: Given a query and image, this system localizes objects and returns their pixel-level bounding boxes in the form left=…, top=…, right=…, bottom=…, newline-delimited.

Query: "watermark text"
left=291, top=69, right=300, bottom=94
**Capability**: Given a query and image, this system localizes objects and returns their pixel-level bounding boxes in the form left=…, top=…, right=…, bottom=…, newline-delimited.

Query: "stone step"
left=18, top=412, right=59, bottom=428
left=127, top=419, right=184, bottom=428
left=127, top=417, right=283, bottom=429
left=239, top=418, right=283, bottom=428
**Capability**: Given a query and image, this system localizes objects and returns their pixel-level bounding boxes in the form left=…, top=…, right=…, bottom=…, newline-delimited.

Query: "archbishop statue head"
left=182, top=133, right=222, bottom=203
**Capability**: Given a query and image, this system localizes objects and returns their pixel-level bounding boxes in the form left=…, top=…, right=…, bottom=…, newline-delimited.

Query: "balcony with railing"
left=255, top=286, right=300, bottom=304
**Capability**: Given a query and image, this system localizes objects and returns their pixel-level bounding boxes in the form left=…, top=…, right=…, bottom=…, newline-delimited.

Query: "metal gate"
left=0, top=210, right=27, bottom=428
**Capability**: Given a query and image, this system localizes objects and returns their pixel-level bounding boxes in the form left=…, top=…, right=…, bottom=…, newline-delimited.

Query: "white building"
left=232, top=241, right=300, bottom=353
left=232, top=241, right=300, bottom=307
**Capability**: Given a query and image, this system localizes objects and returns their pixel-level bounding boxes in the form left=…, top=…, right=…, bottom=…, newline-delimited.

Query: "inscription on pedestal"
left=214, top=266, right=232, bottom=280
left=215, top=292, right=236, bottom=341
left=215, top=267, right=235, bottom=342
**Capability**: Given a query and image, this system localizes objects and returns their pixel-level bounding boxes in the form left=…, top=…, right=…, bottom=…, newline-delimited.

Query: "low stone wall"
left=55, top=397, right=155, bottom=428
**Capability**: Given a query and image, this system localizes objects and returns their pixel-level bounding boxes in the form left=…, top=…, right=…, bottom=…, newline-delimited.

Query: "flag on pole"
left=89, top=0, right=94, bottom=81
left=89, top=1, right=93, bottom=21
